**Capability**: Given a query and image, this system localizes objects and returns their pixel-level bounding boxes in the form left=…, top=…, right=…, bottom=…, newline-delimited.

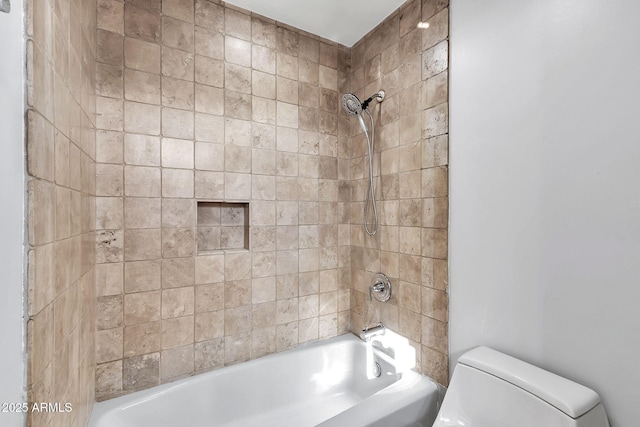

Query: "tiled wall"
left=25, top=0, right=98, bottom=424
left=94, top=0, right=350, bottom=399
left=347, top=0, right=449, bottom=385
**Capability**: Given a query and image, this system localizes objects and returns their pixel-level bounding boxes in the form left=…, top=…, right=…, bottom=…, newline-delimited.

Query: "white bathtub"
left=88, top=333, right=444, bottom=427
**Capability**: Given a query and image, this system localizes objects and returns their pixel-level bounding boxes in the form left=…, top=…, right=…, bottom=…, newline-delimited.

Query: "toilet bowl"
left=433, top=346, right=610, bottom=427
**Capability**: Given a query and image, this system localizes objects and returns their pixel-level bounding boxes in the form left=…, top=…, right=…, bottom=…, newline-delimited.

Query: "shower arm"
left=360, top=91, right=385, bottom=111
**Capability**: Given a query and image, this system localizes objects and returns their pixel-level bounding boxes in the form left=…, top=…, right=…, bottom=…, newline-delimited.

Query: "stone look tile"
left=26, top=1, right=450, bottom=403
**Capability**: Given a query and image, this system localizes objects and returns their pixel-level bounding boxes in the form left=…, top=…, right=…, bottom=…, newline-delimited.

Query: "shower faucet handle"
left=369, top=273, right=391, bottom=302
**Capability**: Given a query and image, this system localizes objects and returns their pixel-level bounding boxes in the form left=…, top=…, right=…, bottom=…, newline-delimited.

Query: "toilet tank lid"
left=458, top=346, right=601, bottom=419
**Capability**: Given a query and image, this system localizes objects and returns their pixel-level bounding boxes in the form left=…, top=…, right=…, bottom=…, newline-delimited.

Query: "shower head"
left=342, top=93, right=363, bottom=116
left=342, top=91, right=386, bottom=116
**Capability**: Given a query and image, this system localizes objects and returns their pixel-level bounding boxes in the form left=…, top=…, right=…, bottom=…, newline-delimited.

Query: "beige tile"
left=162, top=257, right=195, bottom=288
left=195, top=284, right=224, bottom=313
left=225, top=91, right=252, bottom=120
left=195, top=310, right=224, bottom=341
left=252, top=175, right=276, bottom=201
left=299, top=317, right=318, bottom=343
left=422, top=40, right=448, bottom=80
left=125, top=37, right=161, bottom=73
left=195, top=338, right=224, bottom=372
left=298, top=294, right=319, bottom=321
left=162, top=198, right=195, bottom=227
left=276, top=26, right=298, bottom=55
left=195, top=113, right=224, bottom=143
left=319, top=42, right=337, bottom=68
left=162, top=16, right=194, bottom=52
left=97, top=96, right=123, bottom=131
left=161, top=345, right=194, bottom=380
left=252, top=45, right=276, bottom=76
left=195, top=56, right=224, bottom=87
left=276, top=298, right=298, bottom=325
left=225, top=8, right=251, bottom=41
left=125, top=260, right=161, bottom=292
left=124, top=228, right=161, bottom=261
left=195, top=0, right=223, bottom=31
left=252, top=70, right=275, bottom=99
left=422, top=7, right=449, bottom=50
left=162, top=138, right=194, bottom=169
left=299, top=83, right=318, bottom=108
left=123, top=352, right=160, bottom=390
left=195, top=26, right=224, bottom=60
left=97, top=63, right=124, bottom=98
left=276, top=102, right=298, bottom=129
left=277, top=52, right=298, bottom=80
left=299, top=35, right=319, bottom=62
left=195, top=84, right=224, bottom=115
left=224, top=306, right=251, bottom=335
left=423, top=102, right=448, bottom=138
left=96, top=360, right=123, bottom=396
left=276, top=321, right=298, bottom=351
left=124, top=101, right=161, bottom=135
left=162, top=168, right=194, bottom=198
left=97, top=29, right=124, bottom=66
left=252, top=96, right=276, bottom=125
left=162, top=0, right=194, bottom=22
left=124, top=166, right=161, bottom=197
left=162, top=46, right=195, bottom=80
left=98, top=0, right=124, bottom=34
left=124, top=134, right=160, bottom=166
left=194, top=171, right=224, bottom=199
left=162, top=227, right=195, bottom=258
left=195, top=254, right=224, bottom=284
left=97, top=230, right=125, bottom=263
left=224, top=172, right=251, bottom=200
left=251, top=326, right=276, bottom=358
left=252, top=17, right=276, bottom=49
left=161, top=316, right=194, bottom=348
left=421, top=166, right=448, bottom=197
left=251, top=226, right=277, bottom=252
left=422, top=345, right=448, bottom=386
left=97, top=295, right=124, bottom=330
left=124, top=197, right=161, bottom=229
left=422, top=315, right=448, bottom=354
left=225, top=36, right=251, bottom=67
left=96, top=262, right=124, bottom=297
left=224, top=332, right=251, bottom=364
left=251, top=123, right=276, bottom=149
left=124, top=69, right=160, bottom=104
left=221, top=64, right=251, bottom=98
left=97, top=328, right=124, bottom=364
left=162, top=77, right=194, bottom=110
left=124, top=291, right=160, bottom=325
left=96, top=130, right=124, bottom=164
left=421, top=228, right=448, bottom=260
left=162, top=108, right=194, bottom=139
left=124, top=321, right=161, bottom=357
left=422, top=286, right=448, bottom=322
left=124, top=4, right=161, bottom=43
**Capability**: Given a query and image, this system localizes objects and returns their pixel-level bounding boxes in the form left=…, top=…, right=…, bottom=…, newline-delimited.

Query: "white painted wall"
left=0, top=0, right=26, bottom=425
left=450, top=1, right=640, bottom=426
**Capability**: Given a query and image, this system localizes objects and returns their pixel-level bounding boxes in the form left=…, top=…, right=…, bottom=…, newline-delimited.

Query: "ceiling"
left=224, top=0, right=407, bottom=47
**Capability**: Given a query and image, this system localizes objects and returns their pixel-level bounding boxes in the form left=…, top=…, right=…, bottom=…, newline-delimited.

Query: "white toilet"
left=433, top=346, right=610, bottom=427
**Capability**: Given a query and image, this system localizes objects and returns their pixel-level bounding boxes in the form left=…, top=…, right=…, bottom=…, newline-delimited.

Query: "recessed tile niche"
left=197, top=202, right=250, bottom=253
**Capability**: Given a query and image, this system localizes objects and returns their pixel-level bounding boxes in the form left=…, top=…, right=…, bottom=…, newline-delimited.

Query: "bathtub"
left=88, top=333, right=444, bottom=427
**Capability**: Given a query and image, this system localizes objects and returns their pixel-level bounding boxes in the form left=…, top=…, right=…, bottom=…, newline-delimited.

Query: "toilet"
left=433, top=346, right=610, bottom=427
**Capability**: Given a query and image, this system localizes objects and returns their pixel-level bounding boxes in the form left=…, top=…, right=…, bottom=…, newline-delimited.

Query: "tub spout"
left=360, top=323, right=385, bottom=341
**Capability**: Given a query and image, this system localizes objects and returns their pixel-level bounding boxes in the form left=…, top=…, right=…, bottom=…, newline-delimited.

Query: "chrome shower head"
left=342, top=93, right=363, bottom=116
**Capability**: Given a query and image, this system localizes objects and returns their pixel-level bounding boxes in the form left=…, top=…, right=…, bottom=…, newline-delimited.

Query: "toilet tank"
left=433, top=346, right=609, bottom=427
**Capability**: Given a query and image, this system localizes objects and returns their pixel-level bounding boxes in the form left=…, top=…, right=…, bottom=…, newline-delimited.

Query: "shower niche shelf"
left=197, top=201, right=249, bottom=254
